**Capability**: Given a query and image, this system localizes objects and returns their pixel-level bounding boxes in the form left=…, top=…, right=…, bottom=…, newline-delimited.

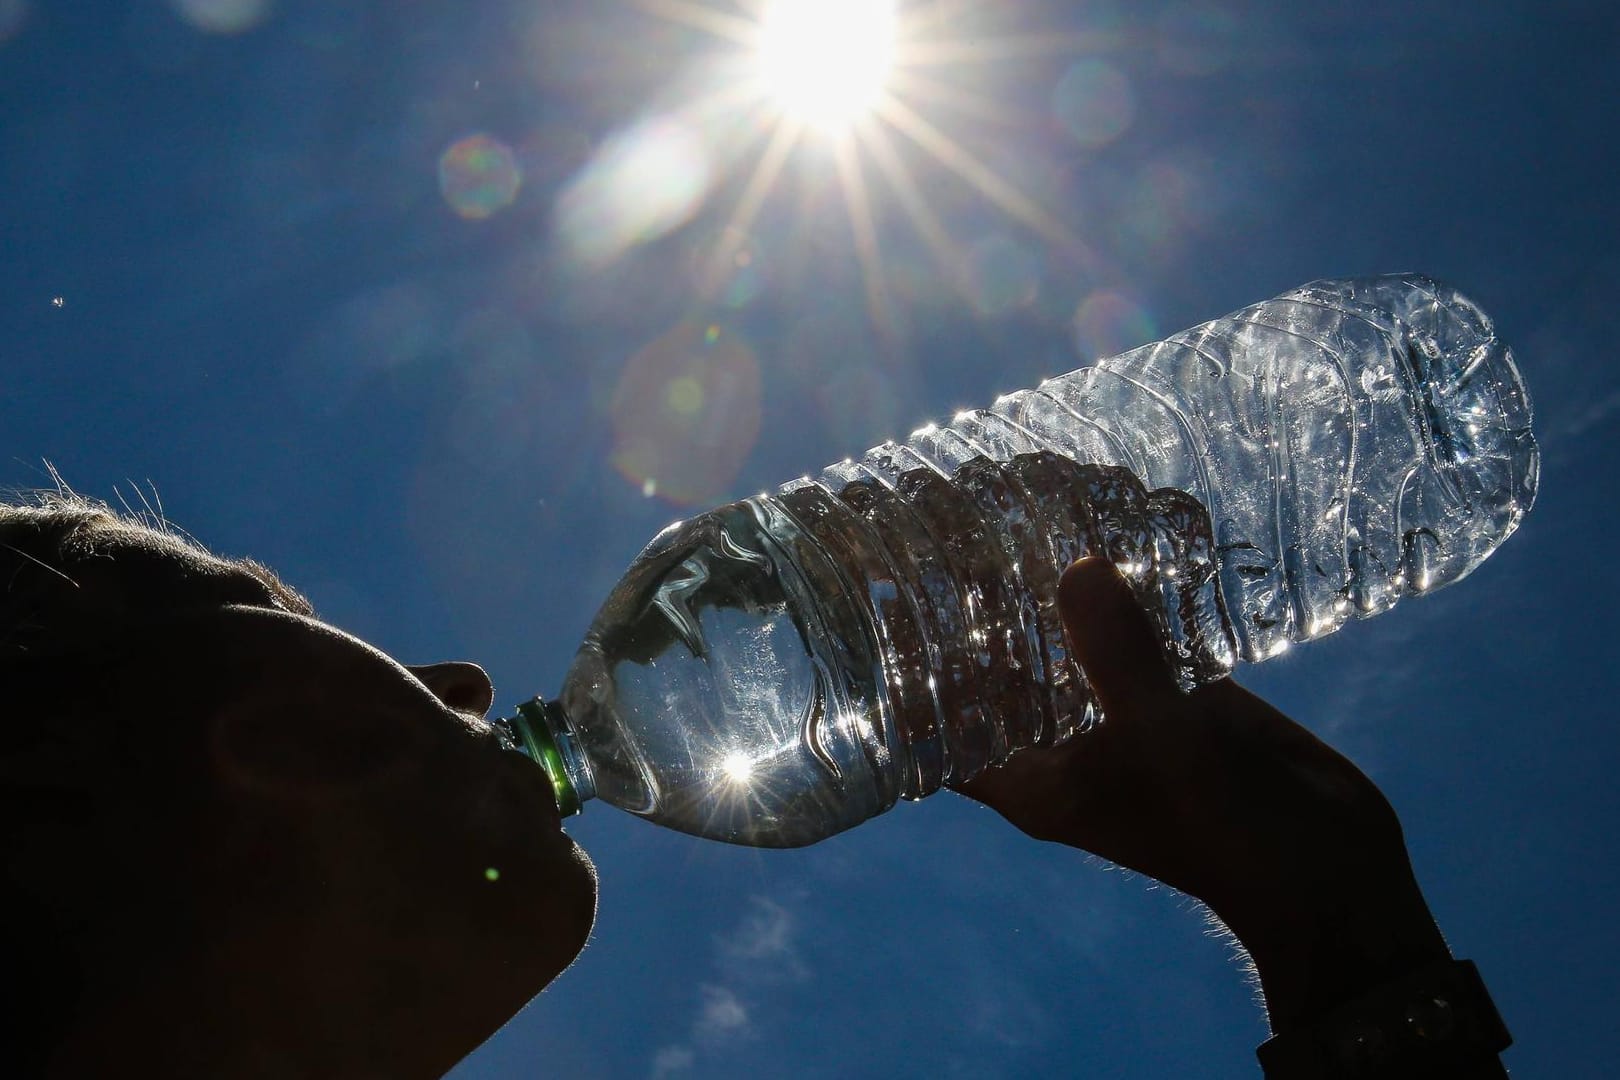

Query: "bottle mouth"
left=496, top=699, right=595, bottom=818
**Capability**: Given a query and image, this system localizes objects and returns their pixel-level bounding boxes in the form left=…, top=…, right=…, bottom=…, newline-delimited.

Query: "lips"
left=476, top=741, right=571, bottom=840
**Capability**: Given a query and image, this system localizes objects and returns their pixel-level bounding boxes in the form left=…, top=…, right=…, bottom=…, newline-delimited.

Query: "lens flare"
left=755, top=0, right=896, bottom=132
left=438, top=133, right=522, bottom=221
left=1072, top=290, right=1156, bottom=361
left=610, top=322, right=762, bottom=505
left=1051, top=59, right=1135, bottom=149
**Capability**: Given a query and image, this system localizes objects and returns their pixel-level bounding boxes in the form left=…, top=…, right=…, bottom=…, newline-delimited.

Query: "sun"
left=754, top=0, right=897, bottom=133
left=576, top=1, right=1089, bottom=336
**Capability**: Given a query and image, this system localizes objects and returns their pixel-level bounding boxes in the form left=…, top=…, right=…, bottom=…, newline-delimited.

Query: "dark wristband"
left=1256, top=958, right=1511, bottom=1078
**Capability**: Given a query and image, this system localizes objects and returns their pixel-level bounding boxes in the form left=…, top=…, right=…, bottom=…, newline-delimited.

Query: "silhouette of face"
left=5, top=528, right=596, bottom=1075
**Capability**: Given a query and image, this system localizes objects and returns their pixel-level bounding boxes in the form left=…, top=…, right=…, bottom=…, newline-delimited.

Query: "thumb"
left=1059, top=557, right=1179, bottom=717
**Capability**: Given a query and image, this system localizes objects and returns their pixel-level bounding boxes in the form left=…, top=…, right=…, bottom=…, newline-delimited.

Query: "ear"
left=408, top=662, right=495, bottom=717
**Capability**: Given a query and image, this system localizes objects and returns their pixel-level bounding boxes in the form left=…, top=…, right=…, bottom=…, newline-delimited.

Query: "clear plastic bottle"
left=497, top=274, right=1538, bottom=847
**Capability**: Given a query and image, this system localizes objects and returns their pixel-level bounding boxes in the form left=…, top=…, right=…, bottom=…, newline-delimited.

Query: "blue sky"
left=4, top=1, right=1617, bottom=1076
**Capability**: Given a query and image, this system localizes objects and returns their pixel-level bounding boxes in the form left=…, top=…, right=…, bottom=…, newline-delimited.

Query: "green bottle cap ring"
left=512, top=699, right=583, bottom=818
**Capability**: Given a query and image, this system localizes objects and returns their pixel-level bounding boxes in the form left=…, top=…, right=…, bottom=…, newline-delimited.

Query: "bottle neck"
left=495, top=698, right=596, bottom=817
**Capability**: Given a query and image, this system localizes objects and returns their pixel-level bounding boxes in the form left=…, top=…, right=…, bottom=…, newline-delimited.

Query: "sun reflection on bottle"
left=719, top=751, right=755, bottom=785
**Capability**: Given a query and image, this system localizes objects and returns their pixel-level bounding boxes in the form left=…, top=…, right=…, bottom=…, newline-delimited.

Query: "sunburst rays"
left=628, top=0, right=1086, bottom=328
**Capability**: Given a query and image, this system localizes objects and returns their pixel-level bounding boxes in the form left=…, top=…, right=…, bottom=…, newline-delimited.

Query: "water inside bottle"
left=557, top=498, right=895, bottom=846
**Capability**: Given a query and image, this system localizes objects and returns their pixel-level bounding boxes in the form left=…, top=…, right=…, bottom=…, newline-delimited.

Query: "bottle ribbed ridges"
left=778, top=448, right=1234, bottom=799
left=771, top=274, right=1536, bottom=799
left=996, top=274, right=1537, bottom=660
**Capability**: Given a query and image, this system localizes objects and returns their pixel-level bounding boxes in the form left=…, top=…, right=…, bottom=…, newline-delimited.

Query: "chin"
left=547, top=834, right=600, bottom=973
left=479, top=829, right=599, bottom=990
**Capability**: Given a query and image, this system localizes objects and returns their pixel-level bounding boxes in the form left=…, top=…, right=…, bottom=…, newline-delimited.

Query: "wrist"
left=1255, top=959, right=1512, bottom=1078
left=1230, top=870, right=1452, bottom=1033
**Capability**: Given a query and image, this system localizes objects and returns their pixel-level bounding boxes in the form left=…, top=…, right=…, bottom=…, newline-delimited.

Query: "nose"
left=410, top=661, right=496, bottom=718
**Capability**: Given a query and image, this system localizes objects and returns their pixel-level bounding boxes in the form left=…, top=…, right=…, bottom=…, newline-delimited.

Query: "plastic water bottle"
left=496, top=275, right=1538, bottom=846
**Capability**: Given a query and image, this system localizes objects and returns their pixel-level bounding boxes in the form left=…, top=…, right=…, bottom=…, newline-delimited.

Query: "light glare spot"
left=557, top=117, right=711, bottom=269
left=720, top=751, right=754, bottom=784
left=756, top=0, right=896, bottom=132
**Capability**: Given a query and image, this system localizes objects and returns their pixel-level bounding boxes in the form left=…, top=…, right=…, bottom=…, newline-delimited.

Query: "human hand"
left=953, top=558, right=1452, bottom=1030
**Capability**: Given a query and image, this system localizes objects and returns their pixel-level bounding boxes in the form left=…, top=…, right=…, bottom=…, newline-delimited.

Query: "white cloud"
left=646, top=894, right=809, bottom=1077
left=650, top=1045, right=694, bottom=1078
left=694, top=984, right=750, bottom=1043
left=715, top=895, right=809, bottom=982
left=1555, top=385, right=1620, bottom=443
